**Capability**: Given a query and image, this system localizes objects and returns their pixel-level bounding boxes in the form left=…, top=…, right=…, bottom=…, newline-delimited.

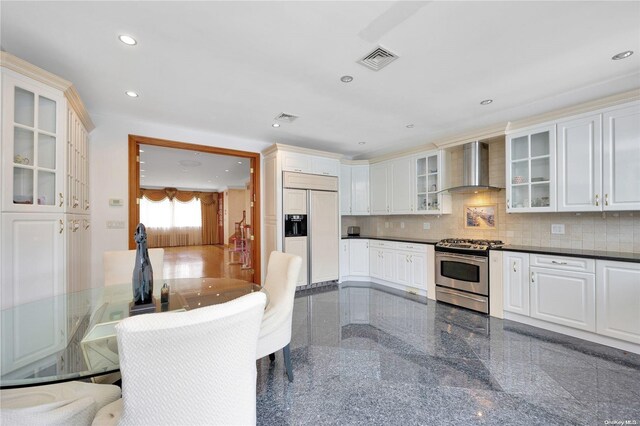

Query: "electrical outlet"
left=551, top=224, right=565, bottom=235
left=400, top=222, right=405, bottom=229
left=423, top=222, right=431, bottom=230
left=107, top=220, right=125, bottom=229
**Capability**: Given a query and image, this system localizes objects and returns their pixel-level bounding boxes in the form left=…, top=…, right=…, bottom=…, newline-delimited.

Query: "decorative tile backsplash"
left=343, top=140, right=640, bottom=253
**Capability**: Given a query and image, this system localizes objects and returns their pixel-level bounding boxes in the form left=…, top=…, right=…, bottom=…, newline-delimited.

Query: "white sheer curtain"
left=140, top=197, right=203, bottom=247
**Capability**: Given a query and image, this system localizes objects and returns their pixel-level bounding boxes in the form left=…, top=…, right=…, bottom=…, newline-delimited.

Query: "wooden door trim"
left=128, top=134, right=262, bottom=284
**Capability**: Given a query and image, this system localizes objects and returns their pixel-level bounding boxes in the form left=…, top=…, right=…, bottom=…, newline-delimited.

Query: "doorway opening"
left=128, top=135, right=261, bottom=284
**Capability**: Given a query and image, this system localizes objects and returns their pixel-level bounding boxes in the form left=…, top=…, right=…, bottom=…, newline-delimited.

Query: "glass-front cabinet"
left=414, top=150, right=451, bottom=215
left=506, top=125, right=556, bottom=213
left=2, top=72, right=65, bottom=212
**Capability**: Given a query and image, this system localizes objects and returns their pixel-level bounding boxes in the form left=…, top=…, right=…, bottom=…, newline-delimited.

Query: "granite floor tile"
left=539, top=364, right=640, bottom=404
left=256, top=284, right=640, bottom=425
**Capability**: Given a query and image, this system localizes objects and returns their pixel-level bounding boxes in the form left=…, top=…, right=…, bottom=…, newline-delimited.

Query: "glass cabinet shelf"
left=507, top=126, right=556, bottom=212
left=4, top=76, right=63, bottom=211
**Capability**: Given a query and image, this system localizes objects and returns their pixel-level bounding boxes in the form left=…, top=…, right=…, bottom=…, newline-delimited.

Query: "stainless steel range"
left=435, top=239, right=504, bottom=314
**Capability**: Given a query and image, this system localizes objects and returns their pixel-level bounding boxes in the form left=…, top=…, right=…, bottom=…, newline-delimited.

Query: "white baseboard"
left=504, top=311, right=640, bottom=355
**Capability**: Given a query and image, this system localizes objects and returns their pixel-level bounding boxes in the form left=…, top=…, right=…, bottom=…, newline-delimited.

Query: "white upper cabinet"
left=340, top=164, right=370, bottom=216
left=414, top=150, right=451, bottom=215
left=340, top=164, right=352, bottom=215
left=280, top=151, right=339, bottom=176
left=508, top=100, right=640, bottom=214
left=281, top=151, right=312, bottom=173
left=602, top=102, right=640, bottom=211
left=350, top=165, right=370, bottom=215
left=506, top=124, right=556, bottom=213
left=311, top=156, right=339, bottom=176
left=283, top=188, right=307, bottom=214
left=370, top=162, right=389, bottom=215
left=557, top=114, right=602, bottom=212
left=389, top=157, right=413, bottom=214
left=2, top=71, right=66, bottom=213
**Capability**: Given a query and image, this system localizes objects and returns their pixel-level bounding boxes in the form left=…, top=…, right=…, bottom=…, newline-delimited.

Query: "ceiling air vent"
left=357, top=46, right=398, bottom=71
left=274, top=113, right=299, bottom=123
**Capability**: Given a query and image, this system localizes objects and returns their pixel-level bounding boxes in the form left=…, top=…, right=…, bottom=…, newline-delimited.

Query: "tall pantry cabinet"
left=1, top=53, right=94, bottom=374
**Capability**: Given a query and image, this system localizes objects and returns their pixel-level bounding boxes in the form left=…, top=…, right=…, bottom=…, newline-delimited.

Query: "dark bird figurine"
left=133, top=223, right=154, bottom=304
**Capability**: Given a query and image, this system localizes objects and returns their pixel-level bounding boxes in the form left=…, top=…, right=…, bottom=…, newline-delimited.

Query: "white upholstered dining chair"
left=1, top=381, right=120, bottom=426
left=95, top=248, right=164, bottom=385
left=255, top=251, right=302, bottom=382
left=92, top=291, right=267, bottom=426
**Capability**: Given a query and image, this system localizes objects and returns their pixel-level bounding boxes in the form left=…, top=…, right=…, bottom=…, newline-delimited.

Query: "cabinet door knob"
left=73, top=197, right=79, bottom=208
left=513, top=261, right=516, bottom=272
left=59, top=219, right=64, bottom=234
left=605, top=194, right=609, bottom=206
left=59, top=193, right=64, bottom=207
left=507, top=199, right=510, bottom=209
left=595, top=194, right=599, bottom=207
left=531, top=272, right=535, bottom=283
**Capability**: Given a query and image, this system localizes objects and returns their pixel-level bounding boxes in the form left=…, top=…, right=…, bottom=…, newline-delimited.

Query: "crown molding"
left=506, top=88, right=640, bottom=134
left=262, top=143, right=343, bottom=159
left=1, top=51, right=95, bottom=132
left=340, top=159, right=370, bottom=166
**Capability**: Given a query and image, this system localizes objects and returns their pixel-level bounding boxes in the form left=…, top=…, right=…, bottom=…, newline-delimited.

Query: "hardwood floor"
left=162, top=245, right=254, bottom=282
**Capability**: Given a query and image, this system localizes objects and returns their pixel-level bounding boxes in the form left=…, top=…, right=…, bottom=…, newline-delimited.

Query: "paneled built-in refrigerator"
left=283, top=172, right=339, bottom=286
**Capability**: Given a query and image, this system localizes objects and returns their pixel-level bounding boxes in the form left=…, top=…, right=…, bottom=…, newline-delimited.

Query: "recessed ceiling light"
left=125, top=91, right=139, bottom=98
left=480, top=99, right=493, bottom=105
left=139, top=149, right=144, bottom=153
left=237, top=161, right=242, bottom=164
left=140, top=161, right=145, bottom=164
left=272, top=123, right=280, bottom=128
left=118, top=35, right=137, bottom=46
left=340, top=75, right=354, bottom=83
left=140, top=175, right=145, bottom=178
left=358, top=141, right=366, bottom=145
left=140, top=169, right=146, bottom=172
left=225, top=169, right=229, bottom=172
left=612, top=50, right=633, bottom=60
left=406, top=124, right=414, bottom=128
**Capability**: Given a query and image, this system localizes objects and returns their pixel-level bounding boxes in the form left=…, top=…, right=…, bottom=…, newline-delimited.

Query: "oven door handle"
left=437, top=288, right=488, bottom=304
left=435, top=252, right=487, bottom=263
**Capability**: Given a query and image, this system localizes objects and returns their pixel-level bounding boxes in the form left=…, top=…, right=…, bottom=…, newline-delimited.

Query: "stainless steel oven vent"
left=357, top=46, right=398, bottom=71
left=443, top=141, right=503, bottom=193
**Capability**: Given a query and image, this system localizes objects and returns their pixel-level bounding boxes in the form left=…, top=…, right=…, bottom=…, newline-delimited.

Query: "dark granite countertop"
left=342, top=237, right=639, bottom=263
left=341, top=235, right=439, bottom=245
left=494, top=245, right=640, bottom=264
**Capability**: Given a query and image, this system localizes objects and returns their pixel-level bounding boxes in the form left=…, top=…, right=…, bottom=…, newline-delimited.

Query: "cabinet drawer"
left=370, top=240, right=397, bottom=249
left=396, top=243, right=426, bottom=253
left=530, top=254, right=595, bottom=273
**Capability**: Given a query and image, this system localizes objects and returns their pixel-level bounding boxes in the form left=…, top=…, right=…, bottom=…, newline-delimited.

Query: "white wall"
left=89, top=113, right=270, bottom=286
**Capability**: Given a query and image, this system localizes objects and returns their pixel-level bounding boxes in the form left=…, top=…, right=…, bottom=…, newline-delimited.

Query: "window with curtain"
left=140, top=197, right=203, bottom=247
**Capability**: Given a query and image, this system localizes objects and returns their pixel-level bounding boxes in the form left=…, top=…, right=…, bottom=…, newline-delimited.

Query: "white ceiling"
left=2, top=1, right=639, bottom=159
left=139, top=144, right=250, bottom=191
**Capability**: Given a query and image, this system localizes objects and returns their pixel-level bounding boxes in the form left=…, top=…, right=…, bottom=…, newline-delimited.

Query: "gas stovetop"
left=436, top=238, right=504, bottom=252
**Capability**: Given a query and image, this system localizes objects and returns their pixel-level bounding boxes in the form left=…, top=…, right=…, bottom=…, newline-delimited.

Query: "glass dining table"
left=0, top=278, right=266, bottom=389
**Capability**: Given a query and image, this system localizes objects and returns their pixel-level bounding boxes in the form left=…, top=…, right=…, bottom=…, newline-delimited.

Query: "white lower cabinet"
left=503, top=251, right=530, bottom=315
left=284, top=236, right=308, bottom=286
left=369, top=247, right=383, bottom=279
left=349, top=239, right=369, bottom=276
left=596, top=260, right=640, bottom=344
left=530, top=267, right=596, bottom=332
left=502, top=252, right=640, bottom=348
left=340, top=239, right=350, bottom=280
left=1, top=213, right=67, bottom=374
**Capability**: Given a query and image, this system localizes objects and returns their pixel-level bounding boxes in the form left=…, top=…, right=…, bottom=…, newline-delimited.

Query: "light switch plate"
left=109, top=198, right=124, bottom=207
left=551, top=224, right=565, bottom=235
left=107, top=220, right=126, bottom=229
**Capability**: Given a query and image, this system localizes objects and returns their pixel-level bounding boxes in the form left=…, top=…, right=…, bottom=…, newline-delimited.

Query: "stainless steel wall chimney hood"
left=444, top=141, right=502, bottom=193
